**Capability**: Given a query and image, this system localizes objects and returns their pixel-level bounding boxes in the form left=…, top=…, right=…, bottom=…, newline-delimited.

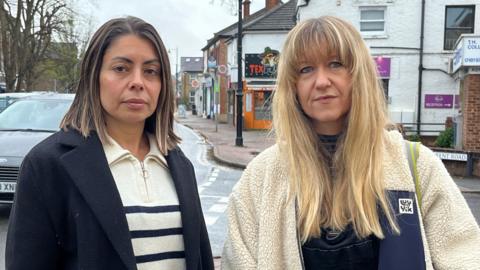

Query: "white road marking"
left=209, top=204, right=228, bottom=213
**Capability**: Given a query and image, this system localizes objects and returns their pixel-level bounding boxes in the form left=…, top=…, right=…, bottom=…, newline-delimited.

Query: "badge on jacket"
left=399, top=198, right=414, bottom=214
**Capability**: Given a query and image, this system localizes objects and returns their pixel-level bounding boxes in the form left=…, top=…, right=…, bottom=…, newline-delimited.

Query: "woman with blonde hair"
left=222, top=16, right=479, bottom=269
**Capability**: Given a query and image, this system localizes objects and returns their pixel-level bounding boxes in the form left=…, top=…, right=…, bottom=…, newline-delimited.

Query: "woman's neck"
left=106, top=124, right=150, bottom=161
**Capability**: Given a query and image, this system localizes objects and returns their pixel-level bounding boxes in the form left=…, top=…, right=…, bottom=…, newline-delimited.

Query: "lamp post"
left=174, top=47, right=179, bottom=99
left=235, top=0, right=244, bottom=147
left=168, top=47, right=179, bottom=101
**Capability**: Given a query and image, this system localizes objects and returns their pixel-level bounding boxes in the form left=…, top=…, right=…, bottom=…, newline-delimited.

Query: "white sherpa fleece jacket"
left=222, top=130, right=480, bottom=270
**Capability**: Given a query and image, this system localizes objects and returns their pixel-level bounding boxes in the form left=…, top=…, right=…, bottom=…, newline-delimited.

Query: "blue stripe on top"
left=136, top=251, right=186, bottom=264
left=130, top=228, right=183, bottom=239
left=124, top=205, right=180, bottom=214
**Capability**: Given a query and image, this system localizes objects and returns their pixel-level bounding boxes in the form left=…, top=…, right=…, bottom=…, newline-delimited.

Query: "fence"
left=396, top=122, right=446, bottom=137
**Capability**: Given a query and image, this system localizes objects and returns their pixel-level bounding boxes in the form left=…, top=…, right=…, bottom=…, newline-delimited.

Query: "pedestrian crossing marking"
left=209, top=204, right=228, bottom=213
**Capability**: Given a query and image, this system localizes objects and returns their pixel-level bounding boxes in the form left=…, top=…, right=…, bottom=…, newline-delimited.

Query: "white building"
left=202, top=0, right=296, bottom=128
left=297, top=0, right=479, bottom=136
left=225, top=0, right=296, bottom=128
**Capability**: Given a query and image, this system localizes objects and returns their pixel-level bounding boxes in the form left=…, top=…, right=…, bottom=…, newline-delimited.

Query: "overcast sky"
left=81, top=0, right=264, bottom=60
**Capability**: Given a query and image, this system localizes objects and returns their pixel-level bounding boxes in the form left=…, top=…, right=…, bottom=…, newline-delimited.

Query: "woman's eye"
left=299, top=66, right=314, bottom=74
left=329, top=61, right=343, bottom=68
left=145, top=68, right=160, bottom=76
left=113, top=66, right=128, bottom=72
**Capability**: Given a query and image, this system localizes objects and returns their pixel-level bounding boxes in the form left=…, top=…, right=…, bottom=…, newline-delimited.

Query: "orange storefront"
left=243, top=84, right=274, bottom=129
left=242, top=49, right=278, bottom=130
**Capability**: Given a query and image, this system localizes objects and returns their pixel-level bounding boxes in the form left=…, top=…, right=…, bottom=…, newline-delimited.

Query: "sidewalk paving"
left=176, top=111, right=275, bottom=169
left=175, top=111, right=480, bottom=193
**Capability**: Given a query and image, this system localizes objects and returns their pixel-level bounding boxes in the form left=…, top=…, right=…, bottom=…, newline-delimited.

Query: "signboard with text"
left=434, top=151, right=468, bottom=161
left=374, top=57, right=391, bottom=78
left=245, top=48, right=279, bottom=78
left=424, top=94, right=460, bottom=109
left=452, top=35, right=480, bottom=73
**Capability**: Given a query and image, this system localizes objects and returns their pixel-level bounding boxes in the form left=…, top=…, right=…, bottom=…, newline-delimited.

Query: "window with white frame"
left=360, top=7, right=386, bottom=35
left=189, top=90, right=195, bottom=104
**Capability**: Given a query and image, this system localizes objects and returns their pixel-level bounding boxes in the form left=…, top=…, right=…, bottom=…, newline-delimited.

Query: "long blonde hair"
left=273, top=16, right=398, bottom=242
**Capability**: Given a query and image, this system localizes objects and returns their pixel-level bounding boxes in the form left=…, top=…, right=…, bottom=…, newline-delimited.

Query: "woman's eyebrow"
left=144, top=59, right=160, bottom=65
left=110, top=57, right=160, bottom=65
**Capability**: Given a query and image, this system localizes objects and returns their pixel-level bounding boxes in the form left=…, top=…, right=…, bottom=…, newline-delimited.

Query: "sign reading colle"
left=452, top=35, right=480, bottom=73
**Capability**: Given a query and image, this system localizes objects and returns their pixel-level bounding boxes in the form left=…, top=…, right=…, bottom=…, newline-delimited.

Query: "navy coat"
left=6, top=129, right=214, bottom=270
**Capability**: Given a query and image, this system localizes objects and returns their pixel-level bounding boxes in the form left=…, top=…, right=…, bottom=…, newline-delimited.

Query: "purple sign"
left=374, top=57, right=391, bottom=78
left=424, top=94, right=454, bottom=108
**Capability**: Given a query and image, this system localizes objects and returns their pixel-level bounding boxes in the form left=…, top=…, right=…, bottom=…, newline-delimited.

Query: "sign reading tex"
left=245, top=47, right=279, bottom=78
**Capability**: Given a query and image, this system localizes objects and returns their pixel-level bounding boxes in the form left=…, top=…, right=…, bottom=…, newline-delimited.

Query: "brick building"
left=180, top=57, right=204, bottom=112
left=202, top=0, right=296, bottom=126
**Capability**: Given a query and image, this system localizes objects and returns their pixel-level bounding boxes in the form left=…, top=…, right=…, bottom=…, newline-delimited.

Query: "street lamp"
left=235, top=0, right=244, bottom=147
left=168, top=47, right=179, bottom=100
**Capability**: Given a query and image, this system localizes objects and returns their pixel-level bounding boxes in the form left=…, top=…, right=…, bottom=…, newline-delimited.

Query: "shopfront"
left=243, top=83, right=274, bottom=129
left=243, top=48, right=279, bottom=129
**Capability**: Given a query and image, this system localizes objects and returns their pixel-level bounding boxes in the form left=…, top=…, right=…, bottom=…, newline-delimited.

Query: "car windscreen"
left=0, top=98, right=7, bottom=112
left=0, top=99, right=72, bottom=132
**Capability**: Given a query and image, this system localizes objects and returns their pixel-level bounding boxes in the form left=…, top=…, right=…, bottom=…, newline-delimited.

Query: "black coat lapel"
left=58, top=131, right=136, bottom=270
left=166, top=148, right=201, bottom=270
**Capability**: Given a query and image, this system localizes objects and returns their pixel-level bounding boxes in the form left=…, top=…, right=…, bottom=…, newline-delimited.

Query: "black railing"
left=396, top=122, right=446, bottom=136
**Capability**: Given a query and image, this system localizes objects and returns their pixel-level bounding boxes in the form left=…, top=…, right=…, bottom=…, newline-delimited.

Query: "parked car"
left=0, top=93, right=74, bottom=203
left=0, top=92, right=48, bottom=112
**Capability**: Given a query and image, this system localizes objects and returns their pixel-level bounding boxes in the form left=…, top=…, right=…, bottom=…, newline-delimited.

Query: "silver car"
left=0, top=93, right=74, bottom=203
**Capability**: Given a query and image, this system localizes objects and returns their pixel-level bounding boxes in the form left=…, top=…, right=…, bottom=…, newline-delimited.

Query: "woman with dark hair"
left=6, top=16, right=213, bottom=270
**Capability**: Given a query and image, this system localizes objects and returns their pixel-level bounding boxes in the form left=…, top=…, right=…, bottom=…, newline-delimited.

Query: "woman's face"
left=295, top=50, right=352, bottom=135
left=99, top=34, right=161, bottom=130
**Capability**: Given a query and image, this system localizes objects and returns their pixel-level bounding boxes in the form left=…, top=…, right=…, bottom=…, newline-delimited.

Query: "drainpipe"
left=416, top=0, right=426, bottom=136
left=296, top=0, right=309, bottom=21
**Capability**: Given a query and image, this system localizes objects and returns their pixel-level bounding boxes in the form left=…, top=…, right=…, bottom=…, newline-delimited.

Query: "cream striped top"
left=102, top=133, right=186, bottom=270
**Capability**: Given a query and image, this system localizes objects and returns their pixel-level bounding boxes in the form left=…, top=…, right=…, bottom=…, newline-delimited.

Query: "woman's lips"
left=124, top=98, right=146, bottom=110
left=314, top=95, right=336, bottom=103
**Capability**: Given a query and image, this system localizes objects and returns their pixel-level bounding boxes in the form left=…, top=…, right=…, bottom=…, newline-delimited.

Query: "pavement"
left=175, top=110, right=480, bottom=193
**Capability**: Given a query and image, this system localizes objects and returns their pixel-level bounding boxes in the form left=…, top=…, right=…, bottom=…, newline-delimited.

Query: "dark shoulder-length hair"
left=61, top=16, right=180, bottom=154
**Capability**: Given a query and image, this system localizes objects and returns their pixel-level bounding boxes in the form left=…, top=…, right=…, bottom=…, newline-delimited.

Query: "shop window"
left=189, top=90, right=195, bottom=104
left=360, top=7, right=386, bottom=35
left=444, top=6, right=475, bottom=50
left=382, top=79, right=390, bottom=104
left=254, top=91, right=272, bottom=120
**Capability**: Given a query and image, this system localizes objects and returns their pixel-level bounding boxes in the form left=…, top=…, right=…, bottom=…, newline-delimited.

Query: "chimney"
left=266, top=0, right=279, bottom=10
left=243, top=0, right=251, bottom=18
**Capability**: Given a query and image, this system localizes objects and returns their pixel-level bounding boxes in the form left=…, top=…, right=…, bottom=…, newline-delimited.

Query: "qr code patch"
left=399, top=198, right=414, bottom=214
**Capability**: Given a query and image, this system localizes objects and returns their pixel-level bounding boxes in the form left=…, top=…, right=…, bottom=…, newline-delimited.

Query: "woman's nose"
left=314, top=69, right=332, bottom=89
left=129, top=68, right=145, bottom=90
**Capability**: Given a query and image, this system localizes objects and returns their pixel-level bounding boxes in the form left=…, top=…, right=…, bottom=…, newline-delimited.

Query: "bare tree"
left=210, top=0, right=238, bottom=15
left=32, top=1, right=96, bottom=92
left=0, top=0, right=68, bottom=92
